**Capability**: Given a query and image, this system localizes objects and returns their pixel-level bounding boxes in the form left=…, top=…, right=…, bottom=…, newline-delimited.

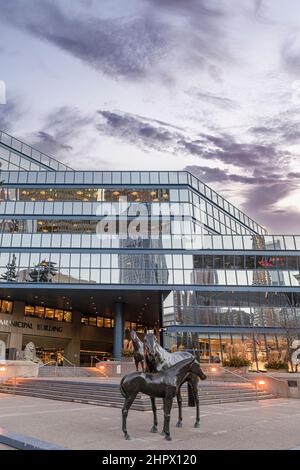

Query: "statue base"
left=0, top=360, right=39, bottom=382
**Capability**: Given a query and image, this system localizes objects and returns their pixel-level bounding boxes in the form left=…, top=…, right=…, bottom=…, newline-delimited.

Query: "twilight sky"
left=0, top=0, right=300, bottom=233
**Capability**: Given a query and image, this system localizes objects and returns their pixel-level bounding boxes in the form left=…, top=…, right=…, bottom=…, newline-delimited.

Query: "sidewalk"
left=0, top=394, right=300, bottom=450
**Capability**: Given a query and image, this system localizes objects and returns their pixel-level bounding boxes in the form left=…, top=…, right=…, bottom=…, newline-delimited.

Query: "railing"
left=90, top=356, right=121, bottom=367
left=59, top=355, right=77, bottom=376
left=90, top=356, right=103, bottom=367
left=38, top=360, right=56, bottom=368
left=37, top=358, right=77, bottom=376
left=0, top=232, right=300, bottom=252
left=208, top=365, right=260, bottom=401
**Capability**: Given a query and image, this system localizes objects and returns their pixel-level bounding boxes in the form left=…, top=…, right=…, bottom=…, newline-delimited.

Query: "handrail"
left=55, top=355, right=77, bottom=376
left=90, top=356, right=105, bottom=367
left=60, top=356, right=75, bottom=367
left=254, top=372, right=288, bottom=383
left=208, top=365, right=259, bottom=401
left=38, top=360, right=56, bottom=368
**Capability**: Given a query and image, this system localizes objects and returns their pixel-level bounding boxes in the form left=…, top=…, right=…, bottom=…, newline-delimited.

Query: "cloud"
left=241, top=181, right=300, bottom=233
left=281, top=34, right=300, bottom=75
left=186, top=163, right=300, bottom=233
left=0, top=0, right=230, bottom=82
left=182, top=132, right=288, bottom=171
left=98, top=109, right=291, bottom=173
left=145, top=0, right=224, bottom=23
left=97, top=110, right=182, bottom=152
left=186, top=89, right=238, bottom=109
left=97, top=107, right=300, bottom=232
left=0, top=0, right=170, bottom=80
left=250, top=114, right=300, bottom=144
left=0, top=100, right=22, bottom=131
left=30, top=106, right=93, bottom=161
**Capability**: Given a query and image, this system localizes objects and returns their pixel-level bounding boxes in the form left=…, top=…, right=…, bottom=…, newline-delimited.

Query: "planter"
left=121, top=357, right=134, bottom=363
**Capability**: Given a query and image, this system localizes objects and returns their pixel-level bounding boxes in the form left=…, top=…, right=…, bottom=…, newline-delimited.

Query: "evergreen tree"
left=1, top=254, right=17, bottom=282
left=29, top=260, right=58, bottom=283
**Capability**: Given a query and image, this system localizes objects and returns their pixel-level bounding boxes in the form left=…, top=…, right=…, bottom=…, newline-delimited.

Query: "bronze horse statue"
left=130, top=329, right=145, bottom=372
left=120, top=356, right=199, bottom=441
left=144, top=330, right=206, bottom=431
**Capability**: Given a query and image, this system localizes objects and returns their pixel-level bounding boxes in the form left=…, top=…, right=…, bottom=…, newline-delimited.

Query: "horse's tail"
left=120, top=376, right=127, bottom=398
left=187, top=382, right=196, bottom=407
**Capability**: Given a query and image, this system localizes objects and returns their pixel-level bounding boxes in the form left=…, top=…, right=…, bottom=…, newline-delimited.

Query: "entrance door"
left=35, top=348, right=64, bottom=365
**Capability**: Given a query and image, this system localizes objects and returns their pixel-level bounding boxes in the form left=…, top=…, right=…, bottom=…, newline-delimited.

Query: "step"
left=0, top=376, right=275, bottom=411
left=9, top=378, right=257, bottom=388
left=4, top=381, right=256, bottom=391
left=0, top=386, right=267, bottom=401
left=1, top=382, right=261, bottom=396
left=1, top=386, right=262, bottom=401
left=0, top=388, right=275, bottom=410
left=1, top=384, right=265, bottom=397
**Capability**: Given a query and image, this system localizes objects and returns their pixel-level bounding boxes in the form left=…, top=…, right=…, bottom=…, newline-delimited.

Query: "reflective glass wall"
left=163, top=330, right=297, bottom=371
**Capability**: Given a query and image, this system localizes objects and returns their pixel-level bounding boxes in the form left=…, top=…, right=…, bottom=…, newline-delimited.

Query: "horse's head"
left=144, top=330, right=159, bottom=368
left=130, top=329, right=138, bottom=342
left=189, top=360, right=207, bottom=381
left=171, top=357, right=196, bottom=388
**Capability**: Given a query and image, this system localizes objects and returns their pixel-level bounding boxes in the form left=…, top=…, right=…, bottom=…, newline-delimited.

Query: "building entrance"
left=35, top=347, right=64, bottom=365
left=80, top=349, right=112, bottom=367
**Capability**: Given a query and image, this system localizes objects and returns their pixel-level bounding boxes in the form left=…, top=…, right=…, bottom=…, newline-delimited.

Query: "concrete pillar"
left=159, top=293, right=164, bottom=348
left=9, top=301, right=25, bottom=351
left=113, top=302, right=124, bottom=361
left=64, top=311, right=81, bottom=366
left=8, top=332, right=23, bottom=351
left=12, top=301, right=25, bottom=320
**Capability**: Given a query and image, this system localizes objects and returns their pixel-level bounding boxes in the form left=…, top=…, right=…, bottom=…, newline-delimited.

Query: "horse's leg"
left=150, top=397, right=158, bottom=433
left=122, top=394, right=136, bottom=440
left=192, top=377, right=200, bottom=428
left=160, top=398, right=166, bottom=436
left=176, top=387, right=183, bottom=428
left=163, top=393, right=173, bottom=441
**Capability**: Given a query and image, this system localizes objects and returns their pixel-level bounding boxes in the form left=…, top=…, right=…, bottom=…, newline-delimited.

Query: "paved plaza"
left=0, top=394, right=300, bottom=450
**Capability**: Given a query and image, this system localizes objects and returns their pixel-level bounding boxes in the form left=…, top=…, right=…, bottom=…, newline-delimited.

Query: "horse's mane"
left=163, top=356, right=195, bottom=375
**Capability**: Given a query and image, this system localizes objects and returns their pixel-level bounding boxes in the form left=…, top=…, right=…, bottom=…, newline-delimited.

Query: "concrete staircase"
left=38, top=366, right=102, bottom=378
left=0, top=378, right=275, bottom=410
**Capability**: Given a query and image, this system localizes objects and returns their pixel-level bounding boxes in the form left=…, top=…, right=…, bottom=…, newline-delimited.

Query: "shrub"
left=121, top=349, right=134, bottom=357
left=264, top=360, right=288, bottom=370
left=223, top=356, right=251, bottom=368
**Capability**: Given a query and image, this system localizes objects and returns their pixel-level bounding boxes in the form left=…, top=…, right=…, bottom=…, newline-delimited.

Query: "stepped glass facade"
left=0, top=129, right=300, bottom=369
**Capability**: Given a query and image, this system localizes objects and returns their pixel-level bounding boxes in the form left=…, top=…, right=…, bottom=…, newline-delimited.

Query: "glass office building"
left=0, top=129, right=300, bottom=369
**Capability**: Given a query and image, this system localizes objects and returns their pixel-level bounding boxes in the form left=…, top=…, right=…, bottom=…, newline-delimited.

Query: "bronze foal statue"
left=144, top=330, right=206, bottom=431
left=120, top=357, right=198, bottom=441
